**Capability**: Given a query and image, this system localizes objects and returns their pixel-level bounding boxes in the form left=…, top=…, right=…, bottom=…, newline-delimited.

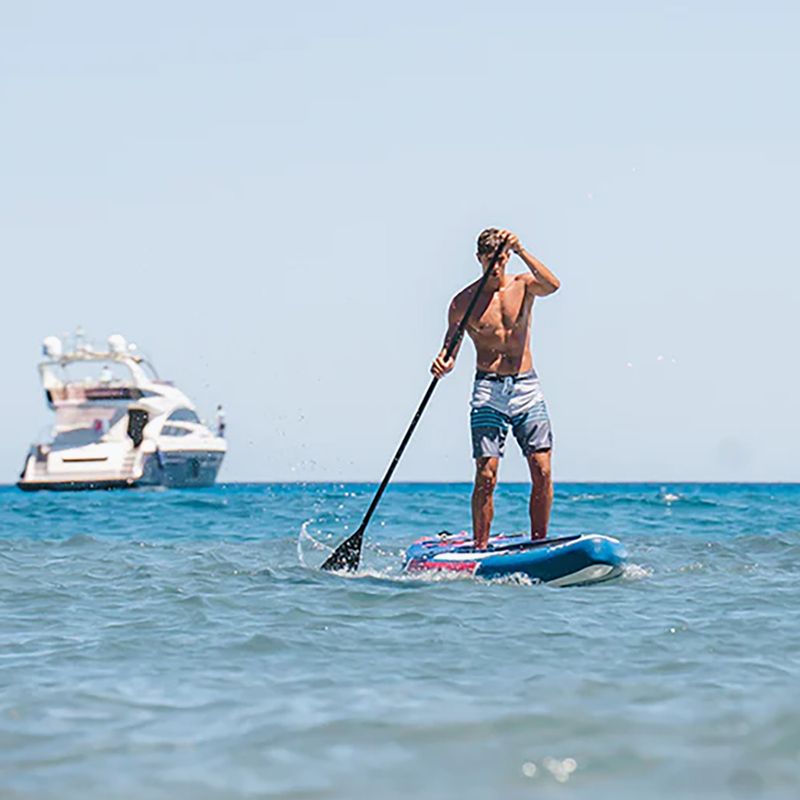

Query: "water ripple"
left=1, top=483, right=799, bottom=799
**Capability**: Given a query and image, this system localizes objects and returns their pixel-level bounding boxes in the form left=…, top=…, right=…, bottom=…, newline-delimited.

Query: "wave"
left=232, top=633, right=289, bottom=654
left=162, top=495, right=231, bottom=511
left=58, top=533, right=101, bottom=547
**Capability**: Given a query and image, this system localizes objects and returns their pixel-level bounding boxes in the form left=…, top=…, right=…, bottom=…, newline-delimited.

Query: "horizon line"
left=2, top=480, right=799, bottom=488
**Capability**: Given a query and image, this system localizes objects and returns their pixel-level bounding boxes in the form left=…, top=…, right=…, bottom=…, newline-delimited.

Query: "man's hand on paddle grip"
left=431, top=350, right=455, bottom=379
left=499, top=229, right=523, bottom=255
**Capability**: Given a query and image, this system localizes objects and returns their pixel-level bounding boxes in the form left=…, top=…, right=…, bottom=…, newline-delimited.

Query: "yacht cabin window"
left=161, top=425, right=192, bottom=437
left=167, top=409, right=201, bottom=424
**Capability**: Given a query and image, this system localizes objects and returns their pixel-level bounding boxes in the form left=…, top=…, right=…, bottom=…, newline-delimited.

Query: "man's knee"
left=528, top=452, right=552, bottom=485
left=474, top=458, right=498, bottom=494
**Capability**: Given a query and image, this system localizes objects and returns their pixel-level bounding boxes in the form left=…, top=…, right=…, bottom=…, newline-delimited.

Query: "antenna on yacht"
left=72, top=326, right=95, bottom=354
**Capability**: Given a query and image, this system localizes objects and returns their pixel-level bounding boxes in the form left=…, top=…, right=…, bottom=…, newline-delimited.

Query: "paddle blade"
left=320, top=525, right=364, bottom=572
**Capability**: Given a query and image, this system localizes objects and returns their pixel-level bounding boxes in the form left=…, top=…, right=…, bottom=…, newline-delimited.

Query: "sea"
left=1, top=482, right=799, bottom=799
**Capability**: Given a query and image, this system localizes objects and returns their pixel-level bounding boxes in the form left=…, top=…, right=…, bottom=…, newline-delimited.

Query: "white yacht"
left=17, top=332, right=226, bottom=491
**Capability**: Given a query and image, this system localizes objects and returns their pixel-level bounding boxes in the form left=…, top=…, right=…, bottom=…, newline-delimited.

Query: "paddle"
left=320, top=237, right=509, bottom=572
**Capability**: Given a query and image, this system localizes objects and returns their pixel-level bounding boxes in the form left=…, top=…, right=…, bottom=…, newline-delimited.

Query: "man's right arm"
left=431, top=296, right=463, bottom=378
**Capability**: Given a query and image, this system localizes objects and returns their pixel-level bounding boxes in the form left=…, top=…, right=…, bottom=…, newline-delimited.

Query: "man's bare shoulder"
left=451, top=280, right=481, bottom=310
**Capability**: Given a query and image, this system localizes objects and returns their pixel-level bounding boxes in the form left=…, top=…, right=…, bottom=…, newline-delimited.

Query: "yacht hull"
left=17, top=450, right=224, bottom=491
left=17, top=477, right=141, bottom=492
left=140, top=450, right=225, bottom=488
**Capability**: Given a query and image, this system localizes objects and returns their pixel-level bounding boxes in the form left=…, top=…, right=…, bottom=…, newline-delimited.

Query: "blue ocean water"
left=1, top=482, right=799, bottom=799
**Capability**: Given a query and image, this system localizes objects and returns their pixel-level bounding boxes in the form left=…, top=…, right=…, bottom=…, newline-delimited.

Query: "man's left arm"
left=504, top=232, right=560, bottom=295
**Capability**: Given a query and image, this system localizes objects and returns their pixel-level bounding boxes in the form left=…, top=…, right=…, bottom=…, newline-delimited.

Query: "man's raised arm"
left=504, top=231, right=560, bottom=296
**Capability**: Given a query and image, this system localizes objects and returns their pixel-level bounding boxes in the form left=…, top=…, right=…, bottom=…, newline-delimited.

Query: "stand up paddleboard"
left=403, top=532, right=626, bottom=587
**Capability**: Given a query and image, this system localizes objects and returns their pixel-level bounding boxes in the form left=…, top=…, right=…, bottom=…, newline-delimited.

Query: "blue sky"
left=1, top=1, right=798, bottom=482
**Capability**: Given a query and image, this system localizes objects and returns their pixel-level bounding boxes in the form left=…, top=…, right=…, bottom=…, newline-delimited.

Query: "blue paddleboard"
left=403, top=531, right=626, bottom=586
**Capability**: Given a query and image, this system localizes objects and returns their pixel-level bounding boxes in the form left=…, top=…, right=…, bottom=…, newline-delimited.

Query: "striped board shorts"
left=470, top=369, right=553, bottom=459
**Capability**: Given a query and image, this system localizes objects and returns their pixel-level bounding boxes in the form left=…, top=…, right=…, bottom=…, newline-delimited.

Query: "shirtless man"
left=431, top=228, right=561, bottom=548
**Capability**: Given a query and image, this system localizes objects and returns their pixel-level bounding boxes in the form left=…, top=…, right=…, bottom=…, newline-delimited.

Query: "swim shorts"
left=470, top=369, right=553, bottom=459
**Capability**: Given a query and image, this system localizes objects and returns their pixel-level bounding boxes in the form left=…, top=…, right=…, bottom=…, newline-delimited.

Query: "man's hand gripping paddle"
left=320, top=238, right=508, bottom=572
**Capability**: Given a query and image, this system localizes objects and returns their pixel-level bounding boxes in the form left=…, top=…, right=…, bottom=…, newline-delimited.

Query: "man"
left=431, top=228, right=560, bottom=548
left=216, top=404, right=226, bottom=438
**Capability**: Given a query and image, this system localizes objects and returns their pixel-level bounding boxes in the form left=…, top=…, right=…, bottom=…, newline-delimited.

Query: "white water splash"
left=326, top=564, right=473, bottom=585
left=659, top=487, right=682, bottom=504
left=296, top=520, right=333, bottom=569
left=623, top=563, right=652, bottom=581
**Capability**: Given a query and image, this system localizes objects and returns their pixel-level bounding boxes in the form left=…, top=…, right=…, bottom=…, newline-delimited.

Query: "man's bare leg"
left=472, top=457, right=499, bottom=549
left=527, top=450, right=553, bottom=540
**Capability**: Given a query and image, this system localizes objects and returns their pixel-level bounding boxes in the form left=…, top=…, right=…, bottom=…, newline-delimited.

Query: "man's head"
left=476, top=227, right=510, bottom=275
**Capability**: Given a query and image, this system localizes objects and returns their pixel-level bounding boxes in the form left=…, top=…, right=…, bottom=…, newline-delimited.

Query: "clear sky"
left=1, top=1, right=798, bottom=483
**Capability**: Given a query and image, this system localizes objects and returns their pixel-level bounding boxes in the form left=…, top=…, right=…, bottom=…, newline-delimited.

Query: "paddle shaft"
left=320, top=238, right=508, bottom=571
